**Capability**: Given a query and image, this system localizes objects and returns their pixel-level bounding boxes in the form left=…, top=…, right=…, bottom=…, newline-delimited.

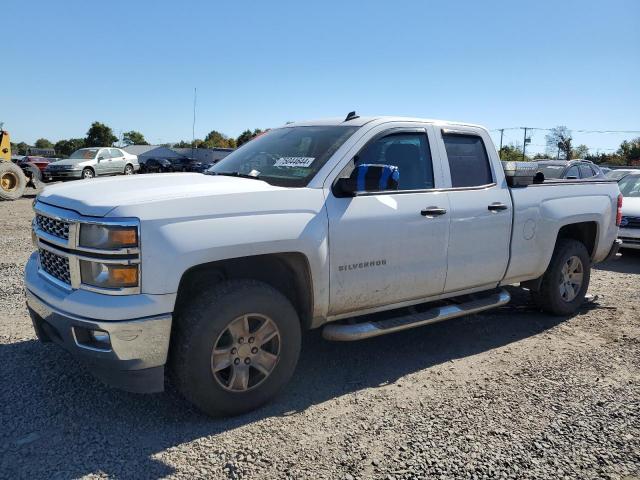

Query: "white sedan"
left=618, top=173, right=640, bottom=250
left=45, top=147, right=140, bottom=180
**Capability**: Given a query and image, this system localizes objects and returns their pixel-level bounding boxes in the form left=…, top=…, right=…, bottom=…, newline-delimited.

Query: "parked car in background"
left=139, top=158, right=174, bottom=174
left=17, top=156, right=55, bottom=174
left=536, top=159, right=606, bottom=180
left=617, top=173, right=640, bottom=251
left=169, top=157, right=196, bottom=172
left=190, top=161, right=216, bottom=173
left=606, top=168, right=640, bottom=181
left=45, top=147, right=140, bottom=180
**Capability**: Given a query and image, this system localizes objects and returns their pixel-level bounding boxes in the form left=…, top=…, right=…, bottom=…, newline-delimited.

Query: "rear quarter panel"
left=502, top=181, right=619, bottom=285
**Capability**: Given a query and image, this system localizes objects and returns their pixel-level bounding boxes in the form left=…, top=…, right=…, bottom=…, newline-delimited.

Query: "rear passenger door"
left=436, top=130, right=512, bottom=293
left=109, top=148, right=126, bottom=174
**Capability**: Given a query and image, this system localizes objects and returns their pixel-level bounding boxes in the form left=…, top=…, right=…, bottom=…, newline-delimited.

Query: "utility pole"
left=191, top=87, right=197, bottom=160
left=521, top=127, right=529, bottom=160
left=498, top=129, right=504, bottom=159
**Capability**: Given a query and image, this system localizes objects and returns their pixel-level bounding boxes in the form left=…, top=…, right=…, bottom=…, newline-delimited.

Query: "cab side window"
left=110, top=148, right=122, bottom=158
left=98, top=149, right=110, bottom=159
left=354, top=132, right=434, bottom=190
left=442, top=134, right=493, bottom=188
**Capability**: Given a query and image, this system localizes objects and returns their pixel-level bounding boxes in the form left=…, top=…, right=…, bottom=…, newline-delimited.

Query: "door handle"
left=421, top=207, right=447, bottom=217
left=488, top=202, right=508, bottom=212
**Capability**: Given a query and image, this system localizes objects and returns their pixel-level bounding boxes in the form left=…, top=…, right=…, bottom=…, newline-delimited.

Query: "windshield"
left=207, top=125, right=359, bottom=187
left=70, top=148, right=99, bottom=159
left=537, top=164, right=565, bottom=179
left=619, top=175, right=640, bottom=198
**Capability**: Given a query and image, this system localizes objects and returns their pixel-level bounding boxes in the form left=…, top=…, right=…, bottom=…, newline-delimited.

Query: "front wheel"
left=82, top=168, right=95, bottom=179
left=532, top=239, right=591, bottom=316
left=171, top=279, right=301, bottom=417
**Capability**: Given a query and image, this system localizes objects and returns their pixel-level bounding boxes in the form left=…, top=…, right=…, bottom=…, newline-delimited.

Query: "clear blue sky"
left=5, top=0, right=639, bottom=154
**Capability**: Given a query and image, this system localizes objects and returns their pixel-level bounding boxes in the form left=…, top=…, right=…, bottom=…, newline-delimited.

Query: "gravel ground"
left=1, top=193, right=639, bottom=480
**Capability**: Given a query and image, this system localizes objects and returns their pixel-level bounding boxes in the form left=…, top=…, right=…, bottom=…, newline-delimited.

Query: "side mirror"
left=97, top=156, right=104, bottom=161
left=566, top=175, right=578, bottom=180
left=334, top=164, right=400, bottom=196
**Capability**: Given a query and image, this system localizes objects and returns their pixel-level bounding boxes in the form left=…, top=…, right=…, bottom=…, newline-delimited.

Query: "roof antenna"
left=344, top=111, right=359, bottom=122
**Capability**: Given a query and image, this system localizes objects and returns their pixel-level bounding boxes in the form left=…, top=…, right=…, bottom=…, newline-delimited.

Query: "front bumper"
left=27, top=289, right=171, bottom=393
left=619, top=227, right=640, bottom=250
left=45, top=170, right=83, bottom=180
left=25, top=253, right=174, bottom=393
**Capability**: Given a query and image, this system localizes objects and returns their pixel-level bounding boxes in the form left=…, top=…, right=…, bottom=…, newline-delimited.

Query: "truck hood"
left=37, top=173, right=287, bottom=217
left=622, top=196, right=640, bottom=217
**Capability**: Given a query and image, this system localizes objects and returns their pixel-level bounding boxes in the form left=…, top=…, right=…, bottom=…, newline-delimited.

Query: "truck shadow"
left=594, top=250, right=640, bottom=274
left=0, top=288, right=583, bottom=479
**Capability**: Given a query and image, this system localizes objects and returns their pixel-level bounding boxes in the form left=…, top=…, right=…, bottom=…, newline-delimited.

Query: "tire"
left=124, top=164, right=134, bottom=175
left=23, top=164, right=43, bottom=189
left=81, top=167, right=95, bottom=179
left=532, top=239, right=591, bottom=316
left=0, top=162, right=27, bottom=200
left=171, top=279, right=302, bottom=417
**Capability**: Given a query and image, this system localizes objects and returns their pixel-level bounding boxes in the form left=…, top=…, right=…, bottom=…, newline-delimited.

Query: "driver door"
left=325, top=126, right=450, bottom=316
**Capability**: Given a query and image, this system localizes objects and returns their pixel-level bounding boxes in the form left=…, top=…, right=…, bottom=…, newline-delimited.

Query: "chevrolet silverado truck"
left=25, top=114, right=622, bottom=416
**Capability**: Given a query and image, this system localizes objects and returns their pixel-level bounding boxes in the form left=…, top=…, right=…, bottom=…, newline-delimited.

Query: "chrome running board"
left=322, top=289, right=510, bottom=341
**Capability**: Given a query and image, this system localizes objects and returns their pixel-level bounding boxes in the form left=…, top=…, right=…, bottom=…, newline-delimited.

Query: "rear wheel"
left=124, top=164, right=134, bottom=175
left=532, top=239, right=591, bottom=315
left=0, top=162, right=27, bottom=200
left=171, top=279, right=301, bottom=417
left=82, top=168, right=95, bottom=179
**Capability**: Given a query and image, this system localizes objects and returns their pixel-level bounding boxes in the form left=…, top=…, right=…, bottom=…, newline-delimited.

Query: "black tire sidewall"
left=172, top=280, right=301, bottom=416
left=82, top=168, right=94, bottom=179
left=539, top=239, right=591, bottom=315
left=0, top=163, right=27, bottom=200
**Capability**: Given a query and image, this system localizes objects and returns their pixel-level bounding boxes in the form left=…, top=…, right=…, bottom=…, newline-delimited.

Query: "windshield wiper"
left=206, top=171, right=265, bottom=181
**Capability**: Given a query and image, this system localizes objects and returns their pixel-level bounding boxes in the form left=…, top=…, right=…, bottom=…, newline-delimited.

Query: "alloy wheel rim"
left=211, top=314, right=281, bottom=392
left=559, top=255, right=583, bottom=302
left=1, top=172, right=18, bottom=191
left=125, top=166, right=133, bottom=174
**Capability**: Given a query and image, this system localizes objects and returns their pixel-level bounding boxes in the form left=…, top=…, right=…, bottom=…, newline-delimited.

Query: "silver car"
left=45, top=147, right=140, bottom=180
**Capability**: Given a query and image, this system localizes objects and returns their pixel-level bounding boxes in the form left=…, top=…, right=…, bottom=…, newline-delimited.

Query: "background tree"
left=202, top=130, right=236, bottom=148
left=572, top=144, right=589, bottom=159
left=122, top=130, right=149, bottom=146
left=54, top=138, right=85, bottom=157
left=85, top=121, right=117, bottom=147
left=236, top=128, right=264, bottom=147
left=14, top=142, right=29, bottom=155
left=499, top=144, right=531, bottom=162
left=618, top=138, right=640, bottom=164
left=34, top=138, right=53, bottom=149
left=545, top=126, right=573, bottom=160
left=172, top=140, right=193, bottom=148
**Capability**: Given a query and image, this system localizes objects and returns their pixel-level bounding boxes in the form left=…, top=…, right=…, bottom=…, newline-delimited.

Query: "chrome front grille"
left=620, top=216, right=640, bottom=229
left=39, top=248, right=71, bottom=285
left=35, top=214, right=70, bottom=240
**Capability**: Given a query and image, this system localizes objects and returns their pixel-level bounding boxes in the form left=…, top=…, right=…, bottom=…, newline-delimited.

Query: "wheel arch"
left=522, top=220, right=598, bottom=291
left=174, top=252, right=314, bottom=330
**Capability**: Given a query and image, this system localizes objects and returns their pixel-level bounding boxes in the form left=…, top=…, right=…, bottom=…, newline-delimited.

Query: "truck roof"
left=283, top=115, right=486, bottom=130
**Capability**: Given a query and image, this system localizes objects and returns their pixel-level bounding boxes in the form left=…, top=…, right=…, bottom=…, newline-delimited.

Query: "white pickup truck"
left=25, top=115, right=622, bottom=416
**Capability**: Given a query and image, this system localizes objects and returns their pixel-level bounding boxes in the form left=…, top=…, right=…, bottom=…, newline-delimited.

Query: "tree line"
left=11, top=121, right=264, bottom=157
left=498, top=125, right=639, bottom=166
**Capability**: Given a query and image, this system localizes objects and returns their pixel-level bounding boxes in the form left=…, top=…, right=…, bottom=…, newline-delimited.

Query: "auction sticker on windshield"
left=274, top=157, right=315, bottom=167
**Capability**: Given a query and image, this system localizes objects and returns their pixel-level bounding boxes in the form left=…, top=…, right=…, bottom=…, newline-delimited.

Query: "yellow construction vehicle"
left=0, top=125, right=42, bottom=200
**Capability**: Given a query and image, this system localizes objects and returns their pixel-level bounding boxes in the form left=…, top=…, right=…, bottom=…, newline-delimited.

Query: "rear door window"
left=579, top=164, right=595, bottom=178
left=565, top=166, right=580, bottom=179
left=442, top=134, right=493, bottom=188
left=110, top=149, right=123, bottom=158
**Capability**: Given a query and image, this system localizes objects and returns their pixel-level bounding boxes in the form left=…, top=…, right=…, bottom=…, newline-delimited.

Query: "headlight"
left=79, top=224, right=138, bottom=250
left=80, top=261, right=139, bottom=289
